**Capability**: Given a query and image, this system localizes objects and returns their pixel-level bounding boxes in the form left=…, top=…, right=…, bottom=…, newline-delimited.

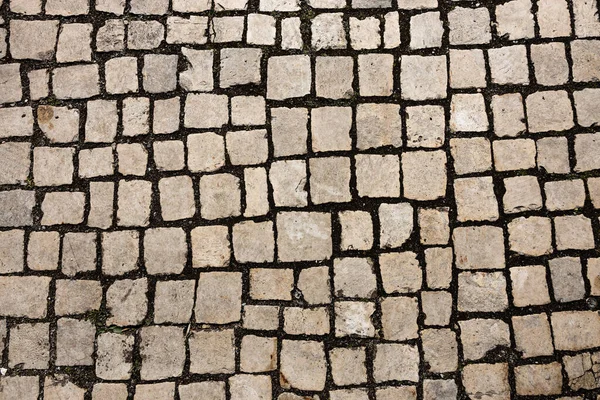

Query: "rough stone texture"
left=277, top=212, right=332, bottom=262
left=0, top=4, right=598, bottom=398
left=280, top=340, right=327, bottom=391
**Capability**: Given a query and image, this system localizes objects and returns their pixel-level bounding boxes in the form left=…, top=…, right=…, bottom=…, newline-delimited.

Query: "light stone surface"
left=0, top=4, right=596, bottom=398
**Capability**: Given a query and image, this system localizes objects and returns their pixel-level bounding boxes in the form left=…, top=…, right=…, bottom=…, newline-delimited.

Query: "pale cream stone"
left=166, top=16, right=206, bottom=45
left=249, top=267, right=290, bottom=303
left=450, top=137, right=492, bottom=175
left=315, top=56, right=354, bottom=99
left=240, top=335, right=277, bottom=372
left=458, top=272, right=508, bottom=312
left=510, top=266, right=551, bottom=306
left=356, top=154, right=400, bottom=198
left=27, top=231, right=59, bottom=271
left=53, top=64, right=100, bottom=99
left=356, top=103, right=402, bottom=149
left=454, top=176, right=499, bottom=222
left=144, top=228, right=187, bottom=275
left=140, top=326, right=185, bottom=380
left=503, top=175, right=543, bottom=213
left=554, top=215, right=595, bottom=250
left=159, top=175, right=196, bottom=221
left=418, top=207, right=450, bottom=245
left=334, top=257, right=377, bottom=299
left=55, top=280, right=102, bottom=316
left=280, top=340, right=327, bottom=391
left=508, top=216, right=553, bottom=256
left=421, top=329, right=458, bottom=373
left=537, top=0, right=571, bottom=38
left=154, top=280, right=195, bottom=324
left=191, top=225, right=230, bottom=268
left=199, top=173, right=241, bottom=220
left=549, top=256, right=586, bottom=302
left=311, top=13, right=346, bottom=50
left=335, top=301, right=375, bottom=337
left=448, top=7, right=491, bottom=45
left=284, top=306, right=330, bottom=335
left=106, top=278, right=147, bottom=326
left=462, top=364, right=510, bottom=400
left=349, top=16, right=380, bottom=50
left=380, top=252, right=422, bottom=294
left=450, top=93, right=488, bottom=132
left=330, top=347, right=367, bottom=386
left=9, top=20, right=59, bottom=60
left=41, top=191, right=85, bottom=225
left=267, top=55, right=311, bottom=100
left=531, top=42, right=569, bottom=86
left=188, top=329, right=235, bottom=374
left=552, top=311, right=600, bottom=351
left=195, top=272, right=242, bottom=324
left=309, top=156, right=352, bottom=204
left=512, top=313, right=554, bottom=358
left=184, top=93, right=228, bottom=129
left=339, top=210, right=373, bottom=251
left=495, top=0, right=535, bottom=40
left=410, top=12, right=443, bottom=49
left=9, top=322, right=49, bottom=369
left=374, top=343, right=419, bottom=383
left=526, top=90, right=574, bottom=132
left=381, top=296, right=419, bottom=341
left=277, top=211, right=332, bottom=262
left=401, top=55, right=447, bottom=100
left=515, top=363, right=563, bottom=396
left=117, top=179, right=152, bottom=226
left=96, top=332, right=134, bottom=380
left=298, top=266, right=331, bottom=305
left=312, top=106, right=352, bottom=152
left=449, top=49, right=486, bottom=89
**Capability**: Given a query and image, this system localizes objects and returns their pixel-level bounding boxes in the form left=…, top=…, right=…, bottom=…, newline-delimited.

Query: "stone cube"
left=458, top=272, right=508, bottom=312
left=339, top=210, right=373, bottom=251
left=233, top=220, right=274, bottom=263
left=406, top=105, right=445, bottom=148
left=277, top=211, right=332, bottom=262
left=315, top=56, right=354, bottom=99
left=189, top=329, right=235, bottom=374
left=191, top=225, right=230, bottom=268
left=56, top=318, right=95, bottom=366
left=333, top=257, right=377, bottom=298
left=220, top=48, right=262, bottom=87
left=311, top=106, right=352, bottom=152
left=267, top=55, right=311, bottom=100
left=454, top=176, right=498, bottom=222
left=510, top=265, right=551, bottom=307
left=140, top=326, right=185, bottom=380
left=105, top=278, right=147, bottom=326
left=508, top=216, right=553, bottom=256
left=9, top=323, right=49, bottom=369
left=401, top=55, right=447, bottom=100
left=450, top=93, right=488, bottom=132
left=199, top=173, right=241, bottom=219
left=554, top=215, right=595, bottom=250
left=503, top=175, right=543, bottom=213
left=355, top=154, right=400, bottom=198
left=226, top=130, right=268, bottom=165
left=96, top=332, right=134, bottom=380
left=9, top=20, right=59, bottom=60
left=309, top=156, right=352, bottom=204
left=195, top=272, right=242, bottom=324
left=158, top=175, right=196, bottom=221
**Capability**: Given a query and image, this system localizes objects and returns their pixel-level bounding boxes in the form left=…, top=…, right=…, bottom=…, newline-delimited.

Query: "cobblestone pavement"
left=2, top=0, right=600, bottom=399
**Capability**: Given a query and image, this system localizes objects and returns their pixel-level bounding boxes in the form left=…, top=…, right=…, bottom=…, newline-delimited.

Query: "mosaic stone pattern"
left=1, top=0, right=600, bottom=398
